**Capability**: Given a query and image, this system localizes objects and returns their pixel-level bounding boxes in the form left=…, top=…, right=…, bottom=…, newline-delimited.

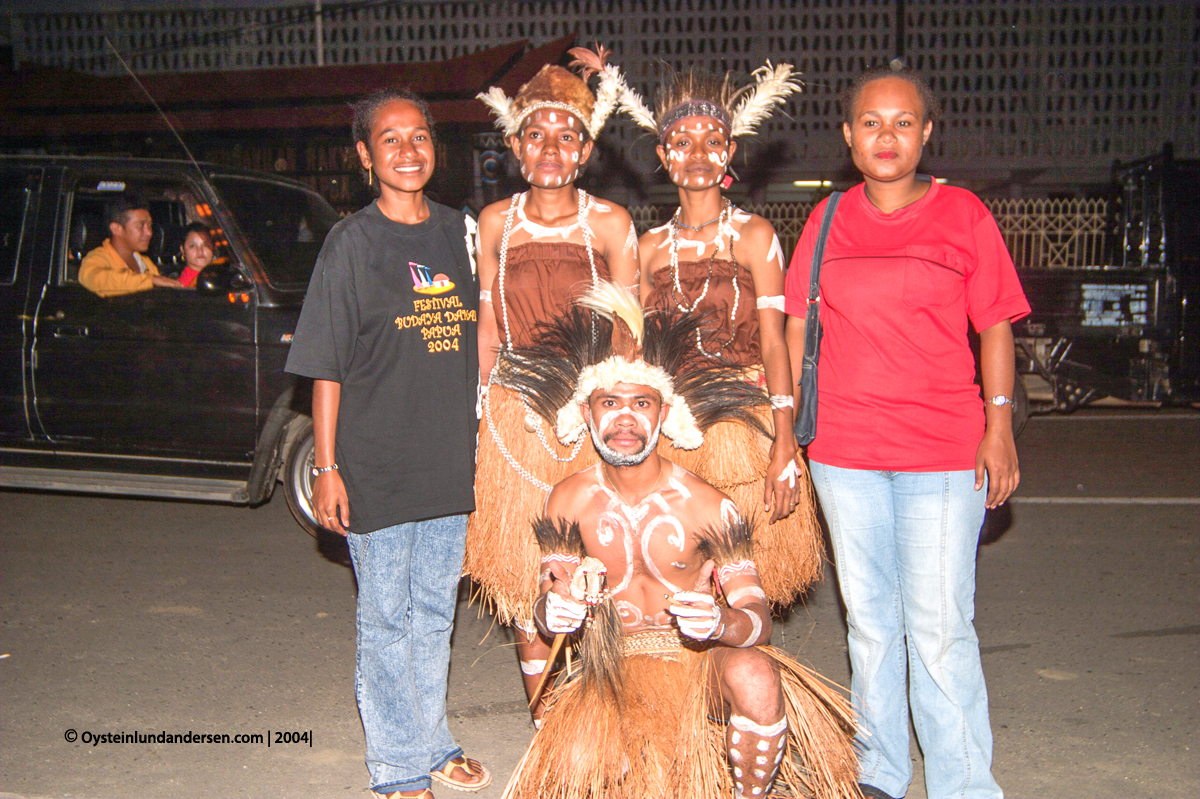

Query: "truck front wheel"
left=282, top=417, right=326, bottom=537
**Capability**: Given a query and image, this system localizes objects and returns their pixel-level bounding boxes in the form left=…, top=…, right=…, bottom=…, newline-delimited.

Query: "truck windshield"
left=211, top=175, right=341, bottom=290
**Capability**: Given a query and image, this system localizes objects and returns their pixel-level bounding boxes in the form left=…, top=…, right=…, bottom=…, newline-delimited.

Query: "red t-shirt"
left=784, top=180, right=1030, bottom=471
left=178, top=266, right=202, bottom=288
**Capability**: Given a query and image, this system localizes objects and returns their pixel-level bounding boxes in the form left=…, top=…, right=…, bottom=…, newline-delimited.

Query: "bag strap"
left=806, top=191, right=842, bottom=304
left=802, top=191, right=843, bottom=358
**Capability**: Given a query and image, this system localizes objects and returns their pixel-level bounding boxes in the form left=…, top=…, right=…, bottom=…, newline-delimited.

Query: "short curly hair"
left=841, top=65, right=940, bottom=125
left=351, top=88, right=436, bottom=151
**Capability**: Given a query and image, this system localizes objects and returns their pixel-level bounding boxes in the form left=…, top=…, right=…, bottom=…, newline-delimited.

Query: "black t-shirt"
left=285, top=200, right=479, bottom=533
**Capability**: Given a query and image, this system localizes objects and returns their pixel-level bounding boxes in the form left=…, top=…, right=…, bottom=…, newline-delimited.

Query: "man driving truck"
left=79, top=196, right=183, bottom=297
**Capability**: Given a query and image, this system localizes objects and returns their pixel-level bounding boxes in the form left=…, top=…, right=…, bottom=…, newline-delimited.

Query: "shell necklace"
left=488, top=188, right=598, bottom=477
left=497, top=189, right=599, bottom=350
left=668, top=199, right=740, bottom=358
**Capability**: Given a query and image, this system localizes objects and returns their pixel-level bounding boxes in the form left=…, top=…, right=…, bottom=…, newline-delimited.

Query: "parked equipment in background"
left=1014, top=147, right=1199, bottom=411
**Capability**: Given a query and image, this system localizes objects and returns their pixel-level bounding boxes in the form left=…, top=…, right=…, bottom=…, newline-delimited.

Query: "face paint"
left=518, top=109, right=586, bottom=188
left=590, top=419, right=659, bottom=467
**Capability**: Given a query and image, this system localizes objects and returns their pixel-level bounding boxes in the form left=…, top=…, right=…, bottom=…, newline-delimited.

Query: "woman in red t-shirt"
left=783, top=68, right=1029, bottom=799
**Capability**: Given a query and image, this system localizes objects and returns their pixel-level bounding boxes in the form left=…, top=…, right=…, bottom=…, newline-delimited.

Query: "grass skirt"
left=663, top=401, right=824, bottom=606
left=465, top=382, right=598, bottom=623
left=502, top=633, right=861, bottom=799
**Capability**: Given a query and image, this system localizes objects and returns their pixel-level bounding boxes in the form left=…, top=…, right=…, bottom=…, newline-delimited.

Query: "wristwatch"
left=988, top=395, right=1015, bottom=409
left=311, top=463, right=339, bottom=477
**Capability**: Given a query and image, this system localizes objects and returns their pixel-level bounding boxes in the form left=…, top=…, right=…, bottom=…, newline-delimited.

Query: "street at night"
left=2, top=409, right=1196, bottom=799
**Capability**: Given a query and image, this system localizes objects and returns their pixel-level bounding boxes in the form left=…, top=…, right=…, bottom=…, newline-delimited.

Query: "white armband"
left=725, top=585, right=767, bottom=606
left=756, top=295, right=785, bottom=312
left=541, top=553, right=581, bottom=567
left=769, top=394, right=794, bottom=410
left=717, top=559, right=759, bottom=585
left=479, top=289, right=493, bottom=304
left=736, top=607, right=763, bottom=648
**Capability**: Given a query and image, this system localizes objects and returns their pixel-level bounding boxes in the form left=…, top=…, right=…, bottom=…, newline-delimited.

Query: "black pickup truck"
left=0, top=155, right=338, bottom=534
left=1015, top=150, right=1199, bottom=411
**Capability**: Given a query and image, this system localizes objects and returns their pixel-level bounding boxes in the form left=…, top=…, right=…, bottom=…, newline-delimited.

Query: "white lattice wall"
left=11, top=0, right=1199, bottom=182
left=631, top=197, right=1112, bottom=269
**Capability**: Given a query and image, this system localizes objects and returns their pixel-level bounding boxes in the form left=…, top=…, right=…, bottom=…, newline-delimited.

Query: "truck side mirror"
left=195, top=265, right=252, bottom=295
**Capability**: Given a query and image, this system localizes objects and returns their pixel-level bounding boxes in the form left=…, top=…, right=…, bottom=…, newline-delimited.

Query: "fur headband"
left=477, top=44, right=629, bottom=140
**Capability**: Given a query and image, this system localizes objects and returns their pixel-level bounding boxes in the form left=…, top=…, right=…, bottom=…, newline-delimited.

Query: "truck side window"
left=65, top=194, right=109, bottom=284
left=63, top=177, right=213, bottom=287
left=0, top=177, right=32, bottom=286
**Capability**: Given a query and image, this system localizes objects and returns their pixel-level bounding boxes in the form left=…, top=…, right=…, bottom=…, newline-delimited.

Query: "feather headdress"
left=619, top=61, right=802, bottom=141
left=495, top=282, right=768, bottom=452
left=476, top=44, right=630, bottom=140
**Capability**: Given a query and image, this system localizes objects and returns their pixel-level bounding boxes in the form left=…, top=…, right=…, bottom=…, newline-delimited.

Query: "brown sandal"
left=431, top=755, right=492, bottom=792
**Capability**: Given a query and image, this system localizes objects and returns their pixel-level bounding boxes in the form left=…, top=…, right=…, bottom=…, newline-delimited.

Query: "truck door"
left=29, top=170, right=258, bottom=461
left=0, top=164, right=46, bottom=445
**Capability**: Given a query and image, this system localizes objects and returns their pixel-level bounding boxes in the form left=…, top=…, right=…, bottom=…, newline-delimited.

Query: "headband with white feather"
left=494, top=282, right=770, bottom=452
left=477, top=44, right=631, bottom=140
left=619, top=62, right=803, bottom=142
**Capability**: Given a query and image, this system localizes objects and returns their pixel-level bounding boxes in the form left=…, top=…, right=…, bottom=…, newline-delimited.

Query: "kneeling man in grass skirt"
left=492, top=282, right=862, bottom=799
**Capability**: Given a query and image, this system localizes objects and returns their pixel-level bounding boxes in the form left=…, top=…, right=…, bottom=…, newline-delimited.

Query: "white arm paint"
left=756, top=295, right=785, bottom=312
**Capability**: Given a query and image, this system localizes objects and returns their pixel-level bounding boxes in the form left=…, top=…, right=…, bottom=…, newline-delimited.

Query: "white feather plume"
left=729, top=62, right=802, bottom=138
left=618, top=83, right=660, bottom=133
left=476, top=86, right=518, bottom=137
left=590, top=63, right=626, bottom=137
left=577, top=280, right=645, bottom=344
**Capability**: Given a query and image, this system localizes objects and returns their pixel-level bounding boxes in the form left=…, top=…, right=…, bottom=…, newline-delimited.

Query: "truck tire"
left=282, top=417, right=326, bottom=538
left=1013, top=375, right=1030, bottom=439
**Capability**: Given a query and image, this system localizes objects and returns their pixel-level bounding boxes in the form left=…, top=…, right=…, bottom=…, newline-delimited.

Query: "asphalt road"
left=2, top=409, right=1197, bottom=799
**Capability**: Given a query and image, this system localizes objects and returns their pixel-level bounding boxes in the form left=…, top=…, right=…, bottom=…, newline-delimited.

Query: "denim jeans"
left=809, top=462, right=1002, bottom=799
left=347, top=515, right=468, bottom=794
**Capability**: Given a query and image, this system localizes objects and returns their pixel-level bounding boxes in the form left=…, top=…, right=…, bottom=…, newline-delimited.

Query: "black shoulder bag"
left=793, top=191, right=843, bottom=446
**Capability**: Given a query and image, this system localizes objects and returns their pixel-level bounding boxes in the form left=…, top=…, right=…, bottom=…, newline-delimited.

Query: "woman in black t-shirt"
left=286, top=90, right=488, bottom=799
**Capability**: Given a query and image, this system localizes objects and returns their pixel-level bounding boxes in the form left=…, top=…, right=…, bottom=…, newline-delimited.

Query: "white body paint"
left=765, top=233, right=784, bottom=270
left=510, top=191, right=583, bottom=240
left=623, top=219, right=639, bottom=256
left=756, top=294, right=785, bottom=312
left=775, top=458, right=800, bottom=487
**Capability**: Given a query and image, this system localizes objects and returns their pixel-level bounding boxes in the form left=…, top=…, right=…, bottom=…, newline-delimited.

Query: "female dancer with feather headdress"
left=467, top=45, right=640, bottom=722
left=620, top=64, right=824, bottom=605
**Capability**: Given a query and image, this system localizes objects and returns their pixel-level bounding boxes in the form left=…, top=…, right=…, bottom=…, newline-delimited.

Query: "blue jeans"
left=809, top=462, right=1002, bottom=799
left=346, top=515, right=468, bottom=794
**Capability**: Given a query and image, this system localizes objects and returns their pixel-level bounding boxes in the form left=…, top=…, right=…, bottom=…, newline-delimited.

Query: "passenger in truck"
left=79, top=195, right=184, bottom=297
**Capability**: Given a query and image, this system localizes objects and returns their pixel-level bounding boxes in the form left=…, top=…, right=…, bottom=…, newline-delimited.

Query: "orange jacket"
left=79, top=238, right=161, bottom=298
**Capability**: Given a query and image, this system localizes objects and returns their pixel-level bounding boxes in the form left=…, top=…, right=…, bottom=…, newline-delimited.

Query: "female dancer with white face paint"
left=467, top=46, right=640, bottom=723
left=619, top=65, right=824, bottom=605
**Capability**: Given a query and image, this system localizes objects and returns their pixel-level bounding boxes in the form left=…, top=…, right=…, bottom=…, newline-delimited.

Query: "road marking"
left=1110, top=625, right=1200, bottom=639
left=1010, top=496, right=1200, bottom=505
left=1029, top=413, right=1199, bottom=421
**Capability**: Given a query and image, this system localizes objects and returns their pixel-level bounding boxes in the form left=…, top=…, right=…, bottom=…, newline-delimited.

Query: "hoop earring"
left=368, top=165, right=373, bottom=186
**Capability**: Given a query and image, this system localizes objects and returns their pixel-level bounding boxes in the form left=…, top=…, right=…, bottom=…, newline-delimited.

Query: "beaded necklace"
left=487, top=189, right=600, bottom=481
left=496, top=189, right=600, bottom=350
left=667, top=199, right=741, bottom=358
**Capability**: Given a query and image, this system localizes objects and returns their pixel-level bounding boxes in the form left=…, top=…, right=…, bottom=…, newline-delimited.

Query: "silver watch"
left=988, top=395, right=1015, bottom=409
left=311, top=463, right=339, bottom=477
